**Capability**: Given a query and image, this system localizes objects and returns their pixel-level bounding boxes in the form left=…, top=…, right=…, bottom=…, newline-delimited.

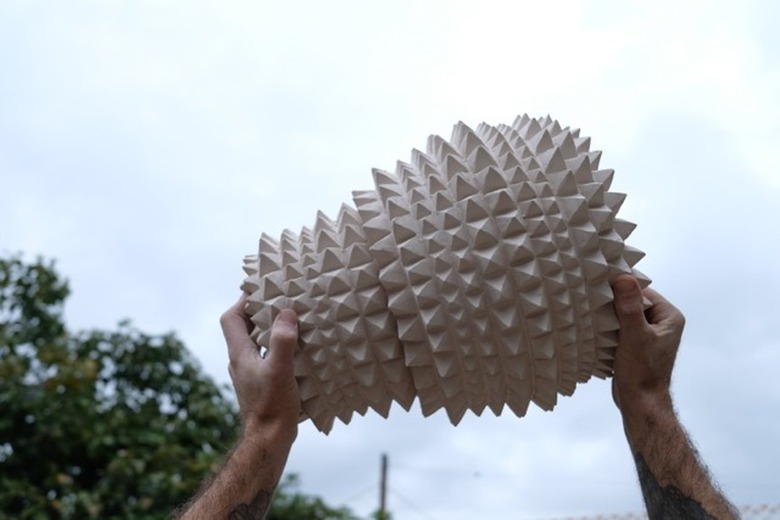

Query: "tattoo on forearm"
left=634, top=453, right=717, bottom=519
left=227, top=490, right=272, bottom=520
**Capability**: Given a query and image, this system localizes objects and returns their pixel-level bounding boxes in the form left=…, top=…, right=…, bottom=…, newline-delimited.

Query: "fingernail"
left=613, top=277, right=637, bottom=297
left=274, top=309, right=298, bottom=327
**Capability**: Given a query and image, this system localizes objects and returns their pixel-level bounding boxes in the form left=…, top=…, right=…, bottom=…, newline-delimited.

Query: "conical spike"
left=470, top=145, right=498, bottom=172
left=453, top=174, right=479, bottom=200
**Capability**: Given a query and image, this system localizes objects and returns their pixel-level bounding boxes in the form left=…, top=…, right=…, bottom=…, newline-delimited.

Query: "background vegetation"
left=0, top=255, right=361, bottom=519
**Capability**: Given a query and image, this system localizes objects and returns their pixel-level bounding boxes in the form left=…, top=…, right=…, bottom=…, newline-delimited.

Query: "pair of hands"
left=217, top=281, right=741, bottom=520
left=222, top=275, right=685, bottom=434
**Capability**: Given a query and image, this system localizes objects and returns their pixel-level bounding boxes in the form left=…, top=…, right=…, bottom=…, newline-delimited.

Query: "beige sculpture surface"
left=242, top=115, right=649, bottom=433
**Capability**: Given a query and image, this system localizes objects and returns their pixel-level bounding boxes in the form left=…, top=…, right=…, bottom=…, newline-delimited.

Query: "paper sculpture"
left=242, top=114, right=649, bottom=433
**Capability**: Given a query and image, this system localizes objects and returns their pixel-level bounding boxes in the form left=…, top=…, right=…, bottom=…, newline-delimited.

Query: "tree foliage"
left=0, top=255, right=361, bottom=519
left=269, top=475, right=358, bottom=520
left=0, top=255, right=239, bottom=518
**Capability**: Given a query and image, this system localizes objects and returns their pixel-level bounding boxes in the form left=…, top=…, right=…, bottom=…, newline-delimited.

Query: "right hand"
left=610, top=275, right=686, bottom=412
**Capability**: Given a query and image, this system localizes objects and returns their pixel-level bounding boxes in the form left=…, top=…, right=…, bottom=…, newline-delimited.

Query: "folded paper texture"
left=242, top=114, right=649, bottom=433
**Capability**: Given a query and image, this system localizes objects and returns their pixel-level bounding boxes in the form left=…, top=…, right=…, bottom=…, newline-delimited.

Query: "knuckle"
left=271, top=326, right=298, bottom=345
left=616, top=300, right=643, bottom=318
left=219, top=310, right=232, bottom=328
left=675, top=311, right=686, bottom=328
left=227, top=355, right=239, bottom=371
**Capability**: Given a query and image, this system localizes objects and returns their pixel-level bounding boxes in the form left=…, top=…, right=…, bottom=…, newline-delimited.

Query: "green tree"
left=0, top=255, right=360, bottom=519
left=269, top=475, right=358, bottom=520
left=0, top=255, right=238, bottom=518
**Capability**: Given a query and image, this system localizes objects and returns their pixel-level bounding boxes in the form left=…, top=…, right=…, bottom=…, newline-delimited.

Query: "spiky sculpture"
left=242, top=115, right=649, bottom=433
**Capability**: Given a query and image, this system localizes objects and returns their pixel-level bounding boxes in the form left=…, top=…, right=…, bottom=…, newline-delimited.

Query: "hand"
left=220, top=296, right=301, bottom=442
left=175, top=303, right=301, bottom=518
left=609, top=277, right=739, bottom=519
left=610, top=275, right=685, bottom=411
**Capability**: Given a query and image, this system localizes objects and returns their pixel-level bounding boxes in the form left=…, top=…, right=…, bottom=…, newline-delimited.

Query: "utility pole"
left=379, top=452, right=388, bottom=518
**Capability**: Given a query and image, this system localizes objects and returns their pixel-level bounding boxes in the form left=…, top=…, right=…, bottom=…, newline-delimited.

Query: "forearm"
left=176, top=425, right=295, bottom=520
left=621, top=392, right=738, bottom=519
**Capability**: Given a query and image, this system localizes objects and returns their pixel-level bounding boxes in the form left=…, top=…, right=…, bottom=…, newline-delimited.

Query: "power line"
left=337, top=482, right=376, bottom=506
left=387, top=487, right=438, bottom=520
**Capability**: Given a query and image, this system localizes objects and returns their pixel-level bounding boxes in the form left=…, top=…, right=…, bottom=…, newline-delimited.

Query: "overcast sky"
left=1, top=1, right=778, bottom=518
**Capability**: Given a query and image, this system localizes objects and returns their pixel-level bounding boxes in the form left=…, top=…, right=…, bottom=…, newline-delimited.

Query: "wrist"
left=618, top=389, right=676, bottom=450
left=242, top=416, right=298, bottom=450
left=231, top=419, right=297, bottom=488
left=617, top=386, right=673, bottom=413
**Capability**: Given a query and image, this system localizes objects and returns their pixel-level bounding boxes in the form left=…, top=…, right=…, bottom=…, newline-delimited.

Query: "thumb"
left=266, top=309, right=299, bottom=368
left=611, top=275, right=649, bottom=331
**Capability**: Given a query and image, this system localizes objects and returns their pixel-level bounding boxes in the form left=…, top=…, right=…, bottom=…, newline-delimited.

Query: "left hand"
left=220, top=296, right=301, bottom=442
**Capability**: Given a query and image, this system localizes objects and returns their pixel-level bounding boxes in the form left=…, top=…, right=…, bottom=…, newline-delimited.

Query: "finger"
left=642, top=286, right=685, bottom=328
left=612, top=275, right=650, bottom=332
left=220, top=296, right=257, bottom=366
left=265, top=309, right=299, bottom=369
left=642, top=286, right=670, bottom=307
